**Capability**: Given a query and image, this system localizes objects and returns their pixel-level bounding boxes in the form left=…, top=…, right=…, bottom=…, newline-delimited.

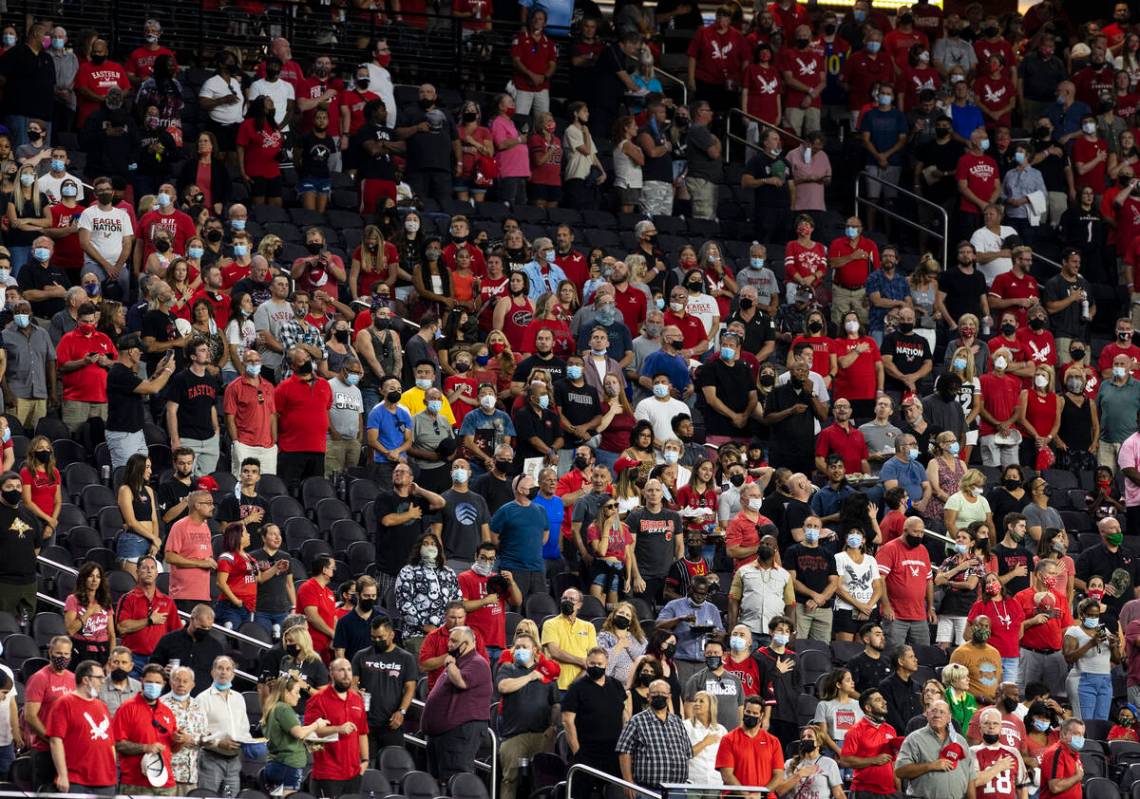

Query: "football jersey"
left=973, top=743, right=1026, bottom=799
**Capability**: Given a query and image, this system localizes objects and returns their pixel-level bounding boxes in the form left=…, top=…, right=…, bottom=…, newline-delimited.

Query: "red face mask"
left=1042, top=576, right=1058, bottom=589
left=377, top=53, right=391, bottom=68
left=491, top=341, right=506, bottom=354
left=77, top=323, right=95, bottom=336
left=1089, top=588, right=1105, bottom=602
left=680, top=256, right=697, bottom=267
left=985, top=582, right=1001, bottom=596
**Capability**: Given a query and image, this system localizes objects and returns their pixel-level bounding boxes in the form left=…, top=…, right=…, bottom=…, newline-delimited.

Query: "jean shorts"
left=298, top=176, right=331, bottom=195
left=116, top=531, right=151, bottom=562
left=263, top=760, right=303, bottom=790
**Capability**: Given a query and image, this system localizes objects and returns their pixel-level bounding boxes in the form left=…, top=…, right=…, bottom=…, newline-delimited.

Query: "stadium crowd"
left=0, top=1, right=1137, bottom=799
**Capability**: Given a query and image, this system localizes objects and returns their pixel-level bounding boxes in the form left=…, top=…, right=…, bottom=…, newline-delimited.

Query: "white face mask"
left=1034, top=374, right=1048, bottom=389
left=844, top=320, right=860, bottom=334
left=994, top=356, right=1008, bottom=370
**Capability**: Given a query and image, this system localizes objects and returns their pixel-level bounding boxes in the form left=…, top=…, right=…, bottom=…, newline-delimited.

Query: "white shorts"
left=936, top=615, right=967, bottom=645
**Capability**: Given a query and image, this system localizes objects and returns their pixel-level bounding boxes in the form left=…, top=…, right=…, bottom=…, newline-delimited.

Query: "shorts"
left=298, top=176, right=332, bottom=195
left=863, top=165, right=901, bottom=199
left=833, top=607, right=879, bottom=635
left=263, top=761, right=304, bottom=791
left=616, top=186, right=641, bottom=206
left=528, top=183, right=561, bottom=203
left=249, top=175, right=283, bottom=198
left=116, top=530, right=151, bottom=562
left=935, top=615, right=968, bottom=645
left=590, top=560, right=624, bottom=592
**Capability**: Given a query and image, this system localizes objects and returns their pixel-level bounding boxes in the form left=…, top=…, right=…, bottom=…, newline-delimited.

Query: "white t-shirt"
left=971, top=224, right=1017, bottom=286
left=362, top=65, right=397, bottom=129
left=833, top=551, right=879, bottom=611
left=634, top=395, right=690, bottom=447
left=37, top=171, right=84, bottom=204
left=199, top=75, right=244, bottom=125
left=77, top=205, right=134, bottom=264
left=247, top=78, right=296, bottom=127
left=685, top=291, right=719, bottom=336
left=0, top=663, right=14, bottom=746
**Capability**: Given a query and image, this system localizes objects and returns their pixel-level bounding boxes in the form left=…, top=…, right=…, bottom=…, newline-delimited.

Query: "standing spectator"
left=617, top=679, right=692, bottom=792
left=261, top=676, right=328, bottom=795
left=63, top=562, right=113, bottom=667
left=894, top=700, right=977, bottom=796
left=859, top=85, right=909, bottom=234
left=779, top=25, right=825, bottom=136
left=1063, top=598, right=1120, bottom=721
left=395, top=84, right=460, bottom=205
left=511, top=10, right=558, bottom=116
left=1039, top=719, right=1086, bottom=799
left=715, top=695, right=792, bottom=790
left=686, top=6, right=746, bottom=109
left=1014, top=560, right=1072, bottom=699
left=115, top=556, right=180, bottom=673
left=24, top=637, right=74, bottom=786
left=957, top=128, right=1002, bottom=239
left=1043, top=248, right=1095, bottom=364
left=841, top=688, right=899, bottom=798
left=352, top=616, right=418, bottom=753
left=949, top=616, right=1004, bottom=703
left=491, top=94, right=529, bottom=207
left=395, top=533, right=461, bottom=656
left=250, top=523, right=296, bottom=639
left=490, top=474, right=550, bottom=603
left=978, top=348, right=1022, bottom=467
left=658, top=576, right=724, bottom=682
left=326, top=358, right=365, bottom=478
left=114, top=453, right=160, bottom=579
left=685, top=101, right=723, bottom=221
left=374, top=463, right=445, bottom=595
left=275, top=348, right=332, bottom=492
left=165, top=490, right=216, bottom=613
left=332, top=576, right=380, bottom=660
left=197, top=657, right=250, bottom=796
left=2, top=304, right=54, bottom=431
left=236, top=96, right=284, bottom=207
left=302, top=659, right=369, bottom=796
left=166, top=340, right=221, bottom=475
left=528, top=111, right=563, bottom=208
left=786, top=518, right=839, bottom=641
left=683, top=638, right=745, bottom=731
left=562, top=101, right=605, bottom=210
left=78, top=177, right=134, bottom=298
left=111, top=664, right=181, bottom=795
left=55, top=302, right=115, bottom=433
left=420, top=625, right=492, bottom=781
left=295, top=556, right=338, bottom=662
left=497, top=632, right=558, bottom=799
left=160, top=666, right=208, bottom=794
left=683, top=689, right=726, bottom=785
left=224, top=349, right=278, bottom=476
left=562, top=647, right=629, bottom=795
left=638, top=99, right=675, bottom=217
left=457, top=541, right=519, bottom=660
left=105, top=333, right=174, bottom=470
left=46, top=660, right=116, bottom=795
left=878, top=517, right=936, bottom=646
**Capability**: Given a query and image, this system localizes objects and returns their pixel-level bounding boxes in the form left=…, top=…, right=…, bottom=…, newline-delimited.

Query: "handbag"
left=473, top=155, right=497, bottom=187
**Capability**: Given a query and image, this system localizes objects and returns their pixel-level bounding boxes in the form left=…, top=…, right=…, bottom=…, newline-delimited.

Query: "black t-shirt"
left=106, top=362, right=144, bottom=433
left=0, top=504, right=41, bottom=584
left=696, top=359, right=755, bottom=436
left=141, top=309, right=178, bottom=376
left=1077, top=544, right=1140, bottom=621
left=17, top=260, right=70, bottom=317
left=0, top=44, right=55, bottom=118
left=352, top=643, right=419, bottom=724
left=1043, top=274, right=1093, bottom=339
left=725, top=310, right=774, bottom=355
left=157, top=477, right=192, bottom=524
left=626, top=507, right=682, bottom=580
left=848, top=651, right=893, bottom=693
left=560, top=676, right=629, bottom=757
left=399, top=106, right=457, bottom=173
left=745, top=152, right=786, bottom=208
left=512, top=353, right=566, bottom=385
left=785, top=543, right=839, bottom=607
left=553, top=379, right=601, bottom=447
left=778, top=498, right=813, bottom=556
left=995, top=543, right=1033, bottom=596
left=939, top=267, right=988, bottom=323
left=220, top=492, right=272, bottom=542
left=299, top=132, right=336, bottom=179
left=165, top=368, right=220, bottom=440
left=915, top=138, right=964, bottom=203
left=352, top=123, right=398, bottom=181
left=471, top=472, right=514, bottom=510
left=499, top=662, right=558, bottom=736
left=374, top=490, right=431, bottom=576
left=249, top=547, right=293, bottom=613
left=512, top=405, right=560, bottom=466
left=881, top=332, right=932, bottom=391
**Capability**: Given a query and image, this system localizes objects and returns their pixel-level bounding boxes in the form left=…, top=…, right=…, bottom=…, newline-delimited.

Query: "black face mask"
left=759, top=373, right=775, bottom=388
left=729, top=473, right=745, bottom=487
left=982, top=732, right=1001, bottom=745
left=296, top=361, right=314, bottom=376
left=800, top=738, right=817, bottom=751
left=373, top=638, right=391, bottom=652
left=822, top=22, right=836, bottom=34
left=1001, top=322, right=1017, bottom=336
left=742, top=714, right=761, bottom=729
left=155, top=239, right=171, bottom=253
left=358, top=598, right=376, bottom=612
left=638, top=672, right=653, bottom=687
left=1036, top=126, right=1052, bottom=140
left=649, top=695, right=669, bottom=711
left=386, top=390, right=402, bottom=404
left=206, top=230, right=223, bottom=243
left=1003, top=479, right=1020, bottom=491
left=983, top=25, right=998, bottom=37
left=494, top=459, right=513, bottom=473
left=586, top=665, right=606, bottom=680
left=899, top=322, right=915, bottom=334
left=573, top=455, right=590, bottom=471
left=111, top=668, right=130, bottom=683
left=0, top=489, right=19, bottom=506
left=334, top=329, right=349, bottom=344
left=1002, top=697, right=1020, bottom=713
left=285, top=644, right=301, bottom=659
left=97, top=191, right=114, bottom=206
left=613, top=616, right=631, bottom=630
left=739, top=297, right=754, bottom=311
left=1071, top=348, right=1086, bottom=361
left=808, top=321, right=823, bottom=333
left=1029, top=317, right=1046, bottom=331
left=418, top=97, right=434, bottom=110
left=663, top=643, right=676, bottom=658
left=906, top=533, right=925, bottom=548
left=34, top=450, right=51, bottom=464
left=796, top=38, right=810, bottom=48
left=561, top=600, right=576, bottom=616
left=936, top=127, right=952, bottom=138
left=462, top=112, right=477, bottom=123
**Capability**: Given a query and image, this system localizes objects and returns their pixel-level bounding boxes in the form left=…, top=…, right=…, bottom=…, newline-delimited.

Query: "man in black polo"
left=761, top=359, right=828, bottom=473
left=352, top=615, right=418, bottom=755
left=511, top=328, right=566, bottom=394
left=511, top=380, right=562, bottom=471
left=16, top=236, right=69, bottom=319
left=561, top=647, right=628, bottom=799
left=553, top=353, right=601, bottom=473
left=148, top=603, right=223, bottom=696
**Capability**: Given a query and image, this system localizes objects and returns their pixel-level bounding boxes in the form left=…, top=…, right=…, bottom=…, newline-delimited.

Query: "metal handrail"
left=405, top=698, right=499, bottom=799
left=35, top=591, right=260, bottom=684
left=566, top=762, right=661, bottom=799
left=37, top=555, right=273, bottom=651
left=661, top=782, right=773, bottom=796
left=653, top=67, right=688, bottom=110
left=854, top=171, right=950, bottom=271
left=724, top=108, right=808, bottom=163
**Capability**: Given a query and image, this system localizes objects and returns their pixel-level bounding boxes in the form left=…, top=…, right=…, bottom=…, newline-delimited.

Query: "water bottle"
left=1082, top=297, right=1091, bottom=321
left=518, top=757, right=532, bottom=799
left=272, top=623, right=281, bottom=640
left=981, top=317, right=991, bottom=336
left=101, top=465, right=110, bottom=483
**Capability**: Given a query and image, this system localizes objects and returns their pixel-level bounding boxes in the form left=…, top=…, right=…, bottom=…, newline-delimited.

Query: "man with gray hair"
left=149, top=603, right=223, bottom=699
left=410, top=385, right=457, bottom=492
left=164, top=490, right=217, bottom=613
left=896, top=699, right=977, bottom=799
left=161, top=664, right=209, bottom=793
left=252, top=273, right=295, bottom=382
left=520, top=236, right=567, bottom=300
left=3, top=297, right=55, bottom=431
left=421, top=623, right=492, bottom=780
left=196, top=655, right=251, bottom=795
left=126, top=18, right=172, bottom=83
left=969, top=703, right=1026, bottom=796
left=326, top=356, right=365, bottom=478
left=630, top=309, right=665, bottom=400
left=49, top=285, right=86, bottom=344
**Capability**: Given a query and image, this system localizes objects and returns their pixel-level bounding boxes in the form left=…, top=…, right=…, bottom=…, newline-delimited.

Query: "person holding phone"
left=106, top=332, right=176, bottom=470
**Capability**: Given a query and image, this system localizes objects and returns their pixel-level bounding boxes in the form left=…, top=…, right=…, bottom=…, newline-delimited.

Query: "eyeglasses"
left=604, top=503, right=617, bottom=510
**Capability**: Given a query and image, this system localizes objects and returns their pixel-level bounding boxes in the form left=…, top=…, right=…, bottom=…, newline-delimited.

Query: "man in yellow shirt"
left=401, top=360, right=457, bottom=425
left=541, top=588, right=597, bottom=691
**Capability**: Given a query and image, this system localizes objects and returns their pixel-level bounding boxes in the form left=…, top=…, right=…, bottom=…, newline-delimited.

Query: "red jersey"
left=339, top=89, right=379, bottom=135
left=815, top=423, right=869, bottom=473
left=973, top=744, right=1025, bottom=799
left=56, top=328, right=117, bottom=402
left=784, top=239, right=828, bottom=286
left=303, top=687, right=369, bottom=780
left=115, top=586, right=181, bottom=656
left=554, top=249, right=588, bottom=288
left=875, top=537, right=932, bottom=621
left=789, top=335, right=833, bottom=378
left=45, top=693, right=117, bottom=787
left=1017, top=329, right=1057, bottom=371
left=111, top=693, right=178, bottom=789
left=1014, top=586, right=1072, bottom=651
left=511, top=30, right=558, bottom=92
left=236, top=119, right=284, bottom=179
left=767, top=1, right=810, bottom=37
left=956, top=152, right=1000, bottom=213
left=457, top=569, right=508, bottom=649
left=977, top=372, right=1021, bottom=435
left=1072, top=64, right=1117, bottom=109
left=663, top=310, right=709, bottom=351
left=74, top=60, right=130, bottom=126
left=275, top=376, right=332, bottom=453
left=687, top=25, right=748, bottom=87
left=295, top=577, right=336, bottom=657
left=841, top=51, right=896, bottom=111
left=778, top=47, right=825, bottom=108
left=974, top=74, right=1016, bottom=126
left=988, top=271, right=1039, bottom=327
left=676, top=484, right=717, bottom=535
left=831, top=337, right=881, bottom=401
left=743, top=64, right=782, bottom=123
left=126, top=45, right=176, bottom=80
left=217, top=550, right=259, bottom=611
left=723, top=654, right=761, bottom=696
left=295, top=76, right=344, bottom=136
left=841, top=717, right=899, bottom=794
left=1071, top=136, right=1108, bottom=193
left=499, top=297, right=534, bottom=353
left=883, top=29, right=928, bottom=71
left=901, top=65, right=941, bottom=110
left=137, top=208, right=196, bottom=261
left=966, top=711, right=1027, bottom=753
left=48, top=204, right=84, bottom=269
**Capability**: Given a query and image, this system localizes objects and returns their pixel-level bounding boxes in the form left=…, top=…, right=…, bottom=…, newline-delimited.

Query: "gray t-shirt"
left=733, top=266, right=780, bottom=308
left=782, top=755, right=843, bottom=799
left=410, top=411, right=454, bottom=471
left=686, top=124, right=723, bottom=182
left=858, top=420, right=903, bottom=465
left=438, top=487, right=491, bottom=561
left=327, top=377, right=364, bottom=440
left=252, top=299, right=294, bottom=371
left=683, top=667, right=744, bottom=730
left=812, top=698, right=864, bottom=747
left=1022, top=502, right=1063, bottom=535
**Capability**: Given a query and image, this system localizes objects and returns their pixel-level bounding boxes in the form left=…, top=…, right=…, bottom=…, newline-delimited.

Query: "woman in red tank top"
left=1017, top=364, right=1061, bottom=468
left=493, top=270, right=535, bottom=353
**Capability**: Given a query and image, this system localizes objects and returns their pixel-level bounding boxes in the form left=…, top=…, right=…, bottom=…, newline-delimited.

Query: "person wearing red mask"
left=1013, top=559, right=1072, bottom=698
left=966, top=573, right=1025, bottom=686
left=974, top=55, right=1016, bottom=129
left=783, top=214, right=828, bottom=303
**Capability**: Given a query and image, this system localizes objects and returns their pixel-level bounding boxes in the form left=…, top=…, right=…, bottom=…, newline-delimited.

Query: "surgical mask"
left=567, top=365, right=583, bottom=380
left=427, top=399, right=443, bottom=413
left=2, top=34, right=15, bottom=47
left=514, top=648, right=533, bottom=666
left=156, top=191, right=171, bottom=207
left=664, top=450, right=679, bottom=465
left=955, top=543, right=968, bottom=554
left=596, top=306, right=616, bottom=325
left=13, top=314, right=28, bottom=329
left=805, top=528, right=820, bottom=544
left=405, top=219, right=420, bottom=234
left=1083, top=617, right=1100, bottom=630
left=231, top=219, right=246, bottom=231
left=1115, top=366, right=1128, bottom=379
left=188, top=246, right=204, bottom=259
left=452, top=468, right=469, bottom=484
left=61, top=183, right=77, bottom=198
left=233, top=244, right=249, bottom=258
left=845, top=226, right=859, bottom=239
left=865, top=40, right=881, bottom=53
left=847, top=533, right=863, bottom=549
left=878, top=93, right=893, bottom=106
left=952, top=357, right=967, bottom=371
left=729, top=635, right=746, bottom=652
left=1071, top=735, right=1086, bottom=751
left=1014, top=151, right=1026, bottom=164
left=1067, top=378, right=1085, bottom=393
left=750, top=257, right=764, bottom=268
left=844, top=320, right=859, bottom=334
left=33, top=247, right=50, bottom=262
left=772, top=632, right=789, bottom=647
left=142, top=683, right=163, bottom=701
left=1033, top=374, right=1048, bottom=389
left=537, top=395, right=550, bottom=409
left=720, top=346, right=736, bottom=360
left=421, top=546, right=439, bottom=561
left=480, top=395, right=497, bottom=410
left=980, top=139, right=991, bottom=151
left=245, top=363, right=262, bottom=377
left=747, top=498, right=763, bottom=511
left=416, top=378, right=433, bottom=391
left=214, top=682, right=232, bottom=692
left=346, top=373, right=361, bottom=387
left=1083, top=122, right=1097, bottom=135
left=669, top=302, right=684, bottom=313
left=49, top=158, right=64, bottom=173
left=908, top=448, right=920, bottom=461
left=653, top=383, right=670, bottom=398
left=472, top=560, right=493, bottom=576
left=994, top=357, right=1008, bottom=370
left=948, top=441, right=961, bottom=455
left=1034, top=719, right=1051, bottom=732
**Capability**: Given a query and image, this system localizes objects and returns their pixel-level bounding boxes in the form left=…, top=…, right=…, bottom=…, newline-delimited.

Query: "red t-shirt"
left=1018, top=329, right=1057, bottom=371
left=111, top=693, right=178, bottom=788
left=511, top=30, right=558, bottom=92
left=973, top=38, right=1017, bottom=72
left=19, top=466, right=59, bottom=520
left=56, top=328, right=117, bottom=402
left=978, top=372, right=1022, bottom=435
left=44, top=693, right=117, bottom=787
left=303, top=687, right=369, bottom=780
left=338, top=89, right=379, bottom=136
left=880, top=509, right=906, bottom=543
left=295, top=577, right=336, bottom=656
left=831, top=337, right=881, bottom=401
left=419, top=623, right=489, bottom=688
left=554, top=250, right=588, bottom=288
left=901, top=65, right=941, bottom=110
left=828, top=236, right=879, bottom=288
left=1116, top=194, right=1140, bottom=256
left=457, top=569, right=508, bottom=649
left=974, top=74, right=1016, bottom=127
left=48, top=204, right=84, bottom=269
left=74, top=60, right=130, bottom=126
left=126, top=45, right=176, bottom=80
left=957, top=153, right=1000, bottom=213
left=275, top=377, right=332, bottom=452
left=295, top=76, right=344, bottom=136
left=25, top=665, right=75, bottom=751
left=743, top=64, right=782, bottom=123
left=663, top=310, right=709, bottom=351
left=1072, top=65, right=1117, bottom=109
left=166, top=518, right=213, bottom=602
left=714, top=728, right=785, bottom=786
left=767, top=1, right=810, bottom=36
left=883, top=29, right=928, bottom=71
left=444, top=374, right=479, bottom=425
left=188, top=289, right=231, bottom=327
left=778, top=47, right=825, bottom=108
left=236, top=119, right=284, bottom=179
left=841, top=718, right=900, bottom=794
left=1071, top=136, right=1108, bottom=193
left=613, top=284, right=647, bottom=332
left=988, top=271, right=1039, bottom=327
left=218, top=550, right=258, bottom=611
left=115, top=587, right=181, bottom=656
left=137, top=208, right=196, bottom=261
left=876, top=537, right=932, bottom=621
left=442, top=242, right=486, bottom=280
left=968, top=597, right=1026, bottom=659
left=688, top=26, right=748, bottom=86
left=814, top=423, right=868, bottom=473
left=1014, top=586, right=1072, bottom=651
left=789, top=335, right=833, bottom=377
left=528, top=133, right=563, bottom=186
left=841, top=51, right=895, bottom=111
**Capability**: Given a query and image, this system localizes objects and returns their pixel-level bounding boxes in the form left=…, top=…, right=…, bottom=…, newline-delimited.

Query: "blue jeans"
left=7, top=247, right=29, bottom=278
left=1001, top=657, right=1020, bottom=686
left=1078, top=672, right=1113, bottom=721
left=0, top=742, right=14, bottom=780
left=253, top=610, right=289, bottom=639
left=263, top=761, right=304, bottom=790
left=214, top=600, right=252, bottom=629
left=594, top=449, right=619, bottom=470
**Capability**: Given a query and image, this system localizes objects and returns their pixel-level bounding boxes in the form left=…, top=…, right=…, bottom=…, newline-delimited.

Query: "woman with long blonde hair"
left=350, top=224, right=397, bottom=300
left=597, top=601, right=647, bottom=684
left=7, top=162, right=50, bottom=272
left=484, top=329, right=519, bottom=401
left=262, top=676, right=328, bottom=796
left=683, top=690, right=725, bottom=784
left=907, top=252, right=952, bottom=352
left=279, top=625, right=329, bottom=715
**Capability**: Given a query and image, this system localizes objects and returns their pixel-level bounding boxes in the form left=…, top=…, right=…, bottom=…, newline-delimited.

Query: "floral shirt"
left=160, top=693, right=208, bottom=786
left=394, top=565, right=461, bottom=636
